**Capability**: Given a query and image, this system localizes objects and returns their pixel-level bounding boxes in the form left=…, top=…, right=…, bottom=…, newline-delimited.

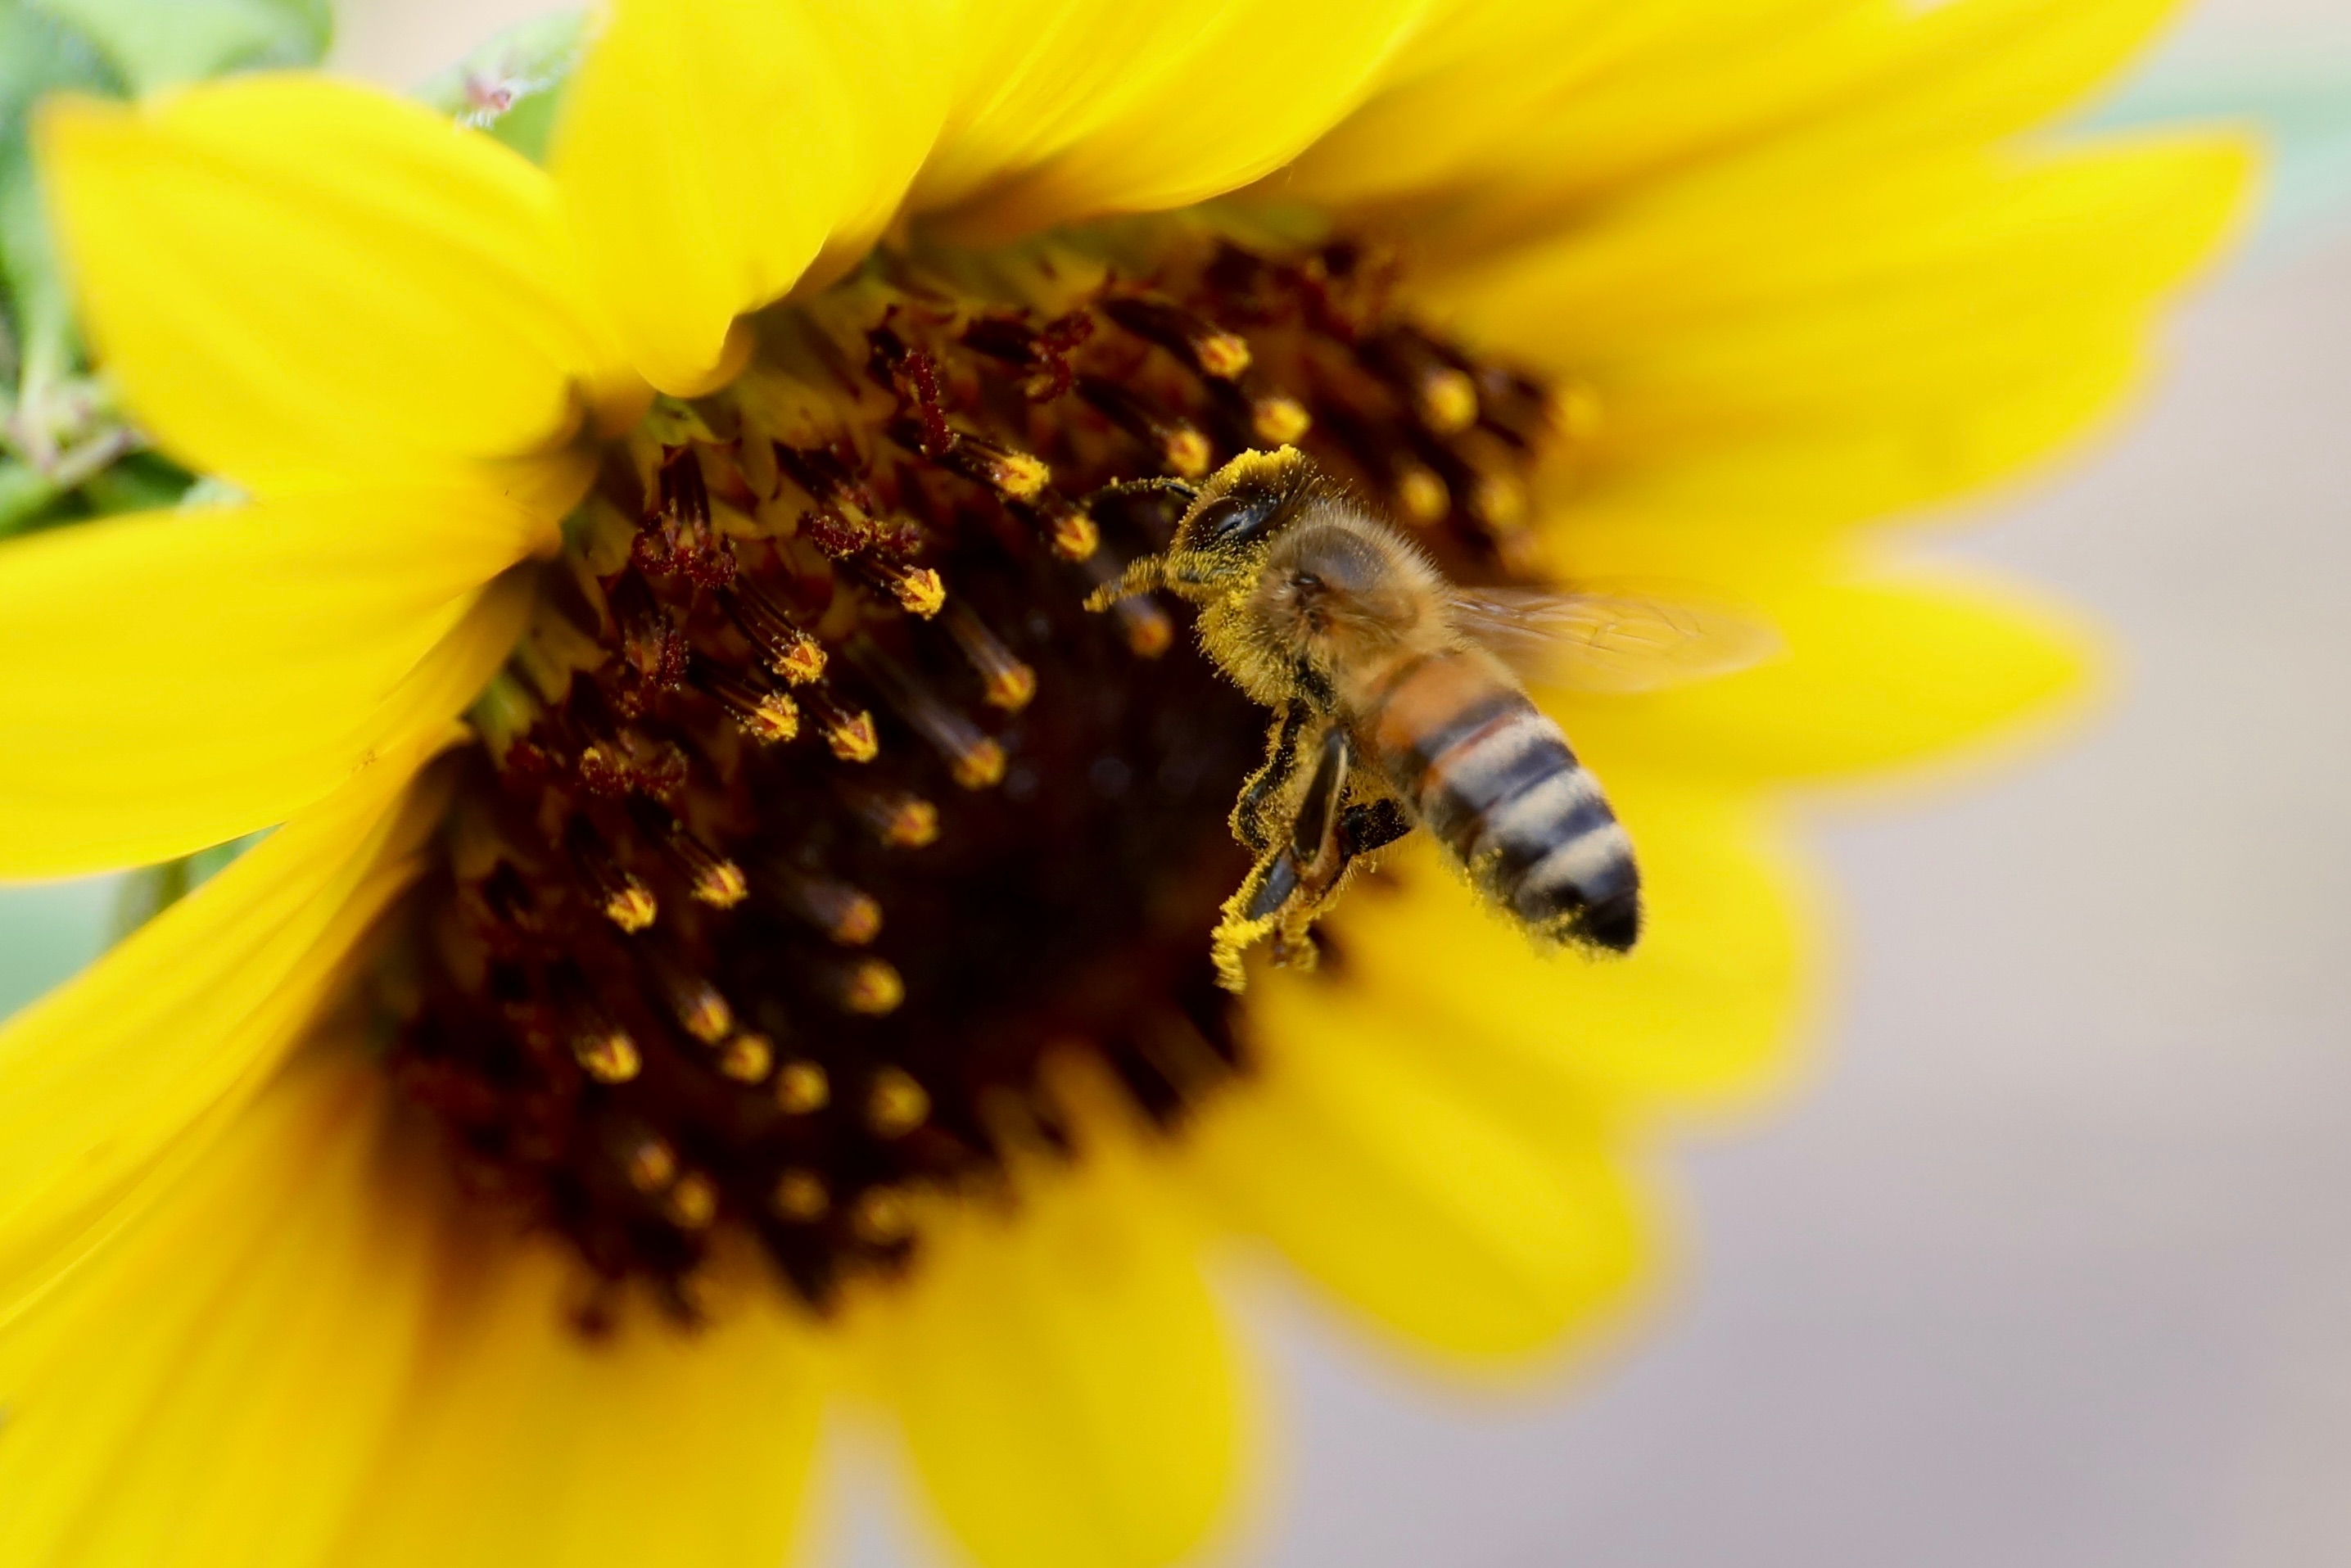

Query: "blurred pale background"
left=7, top=2, right=2347, bottom=1564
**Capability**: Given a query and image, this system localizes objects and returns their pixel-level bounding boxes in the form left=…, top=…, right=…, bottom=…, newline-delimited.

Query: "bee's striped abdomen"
left=1360, top=653, right=1640, bottom=950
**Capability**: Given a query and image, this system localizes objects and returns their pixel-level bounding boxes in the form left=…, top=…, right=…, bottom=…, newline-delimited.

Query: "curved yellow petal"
left=1291, top=0, right=2186, bottom=245
left=554, top=0, right=958, bottom=395
left=329, top=1233, right=824, bottom=1568
left=0, top=1053, right=440, bottom=1568
left=1318, top=774, right=1813, bottom=1123
left=0, top=729, right=450, bottom=1325
left=918, top=0, right=1427, bottom=241
left=0, top=489, right=546, bottom=878
left=1553, top=563, right=2100, bottom=785
left=38, top=79, right=626, bottom=495
left=1196, top=975, right=1651, bottom=1363
left=869, top=1130, right=1240, bottom=1568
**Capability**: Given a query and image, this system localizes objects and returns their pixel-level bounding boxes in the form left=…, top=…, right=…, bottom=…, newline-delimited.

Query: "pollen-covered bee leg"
left=1336, top=797, right=1412, bottom=860
left=1212, top=721, right=1354, bottom=990
left=1230, top=702, right=1310, bottom=855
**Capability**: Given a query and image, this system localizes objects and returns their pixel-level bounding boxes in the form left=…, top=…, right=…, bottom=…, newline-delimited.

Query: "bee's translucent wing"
left=1449, top=585, right=1781, bottom=694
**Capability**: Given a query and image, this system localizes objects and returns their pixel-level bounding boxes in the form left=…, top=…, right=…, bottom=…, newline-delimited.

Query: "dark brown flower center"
left=377, top=224, right=1571, bottom=1326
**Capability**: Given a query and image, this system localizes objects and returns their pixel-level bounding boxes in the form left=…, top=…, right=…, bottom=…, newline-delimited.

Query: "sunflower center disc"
left=379, top=224, right=1569, bottom=1324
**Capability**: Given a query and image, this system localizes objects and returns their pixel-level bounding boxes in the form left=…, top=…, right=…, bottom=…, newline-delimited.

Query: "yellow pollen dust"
left=575, top=1029, right=641, bottom=1084
left=843, top=958, right=905, bottom=1015
left=666, top=1172, right=719, bottom=1230
left=882, top=798, right=938, bottom=847
left=830, top=893, right=884, bottom=946
left=748, top=692, right=799, bottom=743
left=983, top=663, right=1037, bottom=712
left=852, top=1187, right=915, bottom=1245
left=951, top=737, right=1007, bottom=790
left=772, top=637, right=827, bottom=685
left=992, top=450, right=1051, bottom=500
left=602, top=881, right=658, bottom=933
left=1416, top=367, right=1479, bottom=435
left=866, top=1067, right=931, bottom=1137
left=679, top=986, right=733, bottom=1044
left=1051, top=510, right=1100, bottom=562
left=889, top=566, right=947, bottom=617
left=1396, top=464, right=1449, bottom=525
left=626, top=1137, right=677, bottom=1193
left=1194, top=331, right=1252, bottom=380
left=1163, top=426, right=1211, bottom=480
left=776, top=1059, right=830, bottom=1114
left=719, top=1031, right=775, bottom=1082
left=691, top=859, right=750, bottom=908
left=825, top=710, right=880, bottom=763
left=1251, top=394, right=1311, bottom=446
left=772, top=1168, right=830, bottom=1222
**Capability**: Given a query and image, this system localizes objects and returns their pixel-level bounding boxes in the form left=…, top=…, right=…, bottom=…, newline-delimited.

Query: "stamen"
left=931, top=429, right=1053, bottom=501
left=633, top=802, right=749, bottom=908
left=837, top=780, right=941, bottom=847
left=943, top=603, right=1037, bottom=712
left=1250, top=391, right=1312, bottom=446
left=644, top=951, right=734, bottom=1042
left=566, top=818, right=658, bottom=933
left=697, top=661, right=801, bottom=743
left=1102, top=295, right=1252, bottom=381
left=776, top=1060, right=831, bottom=1114
left=1078, top=377, right=1212, bottom=479
left=726, top=585, right=828, bottom=685
left=764, top=865, right=884, bottom=945
left=828, top=956, right=905, bottom=1016
left=866, top=1067, right=931, bottom=1137
left=853, top=644, right=1006, bottom=789
left=625, top=1136, right=678, bottom=1193
left=573, top=1025, right=642, bottom=1084
left=771, top=1168, right=830, bottom=1221
left=666, top=1172, right=719, bottom=1229
left=804, top=686, right=881, bottom=763
left=851, top=1187, right=914, bottom=1245
left=870, top=560, right=947, bottom=617
left=717, top=1031, right=775, bottom=1082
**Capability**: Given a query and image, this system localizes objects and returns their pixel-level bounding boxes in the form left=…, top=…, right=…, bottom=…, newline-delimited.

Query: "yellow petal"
left=1196, top=972, right=1651, bottom=1363
left=0, top=488, right=545, bottom=878
left=554, top=0, right=959, bottom=395
left=918, top=0, right=1427, bottom=240
left=0, top=1053, right=440, bottom=1568
left=1292, top=0, right=2186, bottom=246
left=869, top=1133, right=1240, bottom=1568
left=1317, top=773, right=1814, bottom=1121
left=330, top=1233, right=824, bottom=1568
left=0, top=727, right=447, bottom=1324
left=1552, top=563, right=2100, bottom=784
left=38, top=79, right=627, bottom=495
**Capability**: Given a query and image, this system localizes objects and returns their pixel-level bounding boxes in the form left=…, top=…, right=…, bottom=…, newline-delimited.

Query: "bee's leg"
left=1230, top=702, right=1310, bottom=855
left=1336, top=798, right=1413, bottom=860
left=1268, top=724, right=1359, bottom=965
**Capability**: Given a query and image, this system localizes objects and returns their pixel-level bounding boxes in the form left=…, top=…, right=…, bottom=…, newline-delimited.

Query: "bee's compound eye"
left=1187, top=490, right=1282, bottom=547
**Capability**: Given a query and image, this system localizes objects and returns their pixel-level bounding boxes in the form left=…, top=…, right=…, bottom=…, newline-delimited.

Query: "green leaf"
left=25, top=0, right=328, bottom=96
left=415, top=10, right=586, bottom=165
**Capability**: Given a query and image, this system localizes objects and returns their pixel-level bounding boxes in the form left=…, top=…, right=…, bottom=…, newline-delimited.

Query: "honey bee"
left=1087, top=447, right=1775, bottom=992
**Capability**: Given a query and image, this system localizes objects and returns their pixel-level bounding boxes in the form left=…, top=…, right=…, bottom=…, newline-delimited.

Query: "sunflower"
left=0, top=1, right=2244, bottom=1564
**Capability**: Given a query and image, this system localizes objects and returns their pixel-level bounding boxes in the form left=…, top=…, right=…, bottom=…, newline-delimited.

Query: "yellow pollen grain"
left=717, top=1031, right=775, bottom=1082
left=749, top=692, right=800, bottom=742
left=890, top=567, right=947, bottom=617
left=625, top=1137, right=677, bottom=1193
left=772, top=1168, right=830, bottom=1222
left=601, top=881, right=658, bottom=933
left=884, top=798, right=939, bottom=848
left=1251, top=394, right=1311, bottom=446
left=666, top=1172, right=719, bottom=1230
left=1397, top=464, right=1449, bottom=525
left=692, top=859, right=750, bottom=908
left=1163, top=426, right=1211, bottom=480
left=830, top=893, right=884, bottom=946
left=843, top=958, right=905, bottom=1016
left=776, top=1059, right=830, bottom=1114
left=952, top=737, right=1007, bottom=790
left=992, top=449, right=1051, bottom=500
left=983, top=662, right=1037, bottom=712
left=1119, top=600, right=1174, bottom=658
left=852, top=1187, right=914, bottom=1245
left=1051, top=511, right=1100, bottom=562
left=576, top=1029, right=641, bottom=1084
left=1416, top=368, right=1479, bottom=435
left=866, top=1067, right=931, bottom=1137
left=1195, top=331, right=1252, bottom=380
left=773, top=638, right=827, bottom=685
left=826, top=711, right=880, bottom=763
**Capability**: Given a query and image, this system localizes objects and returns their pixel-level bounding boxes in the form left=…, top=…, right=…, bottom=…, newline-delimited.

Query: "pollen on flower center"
left=377, top=223, right=1577, bottom=1324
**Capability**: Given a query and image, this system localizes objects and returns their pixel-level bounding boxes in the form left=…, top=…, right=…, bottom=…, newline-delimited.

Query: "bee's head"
left=1085, top=448, right=1314, bottom=612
